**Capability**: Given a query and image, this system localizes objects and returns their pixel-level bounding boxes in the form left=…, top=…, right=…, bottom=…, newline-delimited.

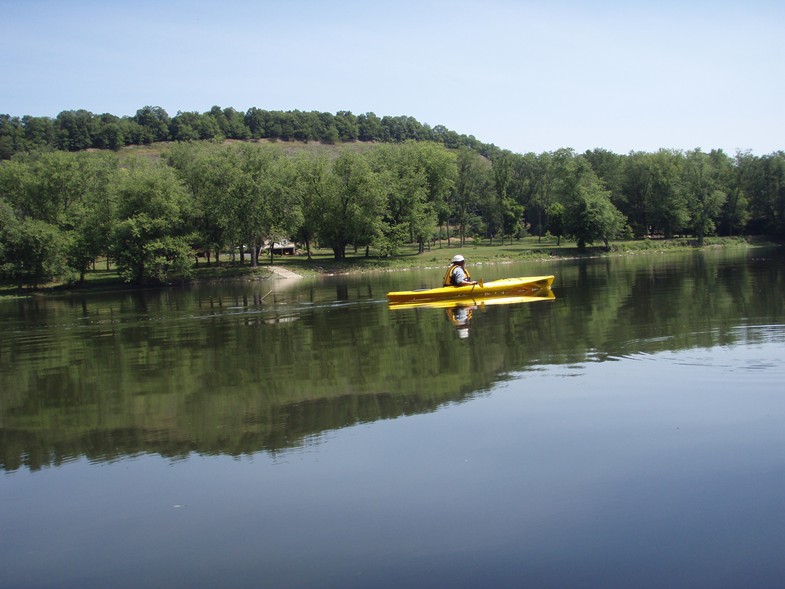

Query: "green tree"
left=370, top=143, right=442, bottom=255
left=683, top=149, right=727, bottom=245
left=643, top=149, right=689, bottom=238
left=419, top=142, right=457, bottom=248
left=22, top=115, right=56, bottom=151
left=744, top=152, right=785, bottom=237
left=584, top=148, right=624, bottom=198
left=0, top=204, right=67, bottom=288
left=316, top=151, right=385, bottom=260
left=334, top=111, right=359, bottom=142
left=95, top=121, right=125, bottom=150
left=230, top=144, right=302, bottom=266
left=55, top=110, right=97, bottom=151
left=357, top=112, right=384, bottom=142
left=290, top=152, right=333, bottom=259
left=452, top=148, right=488, bottom=246
left=62, top=153, right=119, bottom=281
left=133, top=106, right=171, bottom=143
left=167, top=142, right=236, bottom=264
left=719, top=151, right=751, bottom=236
left=553, top=153, right=624, bottom=250
left=530, top=151, right=559, bottom=241
left=545, top=202, right=565, bottom=244
left=489, top=152, right=525, bottom=244
left=169, top=111, right=201, bottom=141
left=564, top=182, right=625, bottom=250
left=619, top=152, right=651, bottom=237
left=110, top=158, right=195, bottom=283
left=214, top=106, right=249, bottom=139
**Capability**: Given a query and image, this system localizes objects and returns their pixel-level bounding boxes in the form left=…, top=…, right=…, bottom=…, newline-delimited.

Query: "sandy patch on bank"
left=268, top=266, right=302, bottom=279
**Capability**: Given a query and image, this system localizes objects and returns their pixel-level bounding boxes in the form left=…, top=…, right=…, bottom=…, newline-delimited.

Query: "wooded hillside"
left=1, top=106, right=784, bottom=289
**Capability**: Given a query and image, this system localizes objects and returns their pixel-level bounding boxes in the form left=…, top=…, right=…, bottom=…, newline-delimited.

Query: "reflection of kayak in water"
left=386, top=275, right=555, bottom=305
left=388, top=288, right=555, bottom=310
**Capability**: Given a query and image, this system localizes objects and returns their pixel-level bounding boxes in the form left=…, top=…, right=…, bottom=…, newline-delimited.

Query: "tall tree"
left=369, top=142, right=449, bottom=255
left=744, top=152, right=785, bottom=237
left=564, top=181, right=625, bottom=250
left=719, top=151, right=751, bottom=236
left=230, top=144, right=302, bottom=266
left=334, top=111, right=359, bottom=142
left=640, top=149, right=690, bottom=238
left=490, top=152, right=525, bottom=244
left=290, top=152, right=333, bottom=259
left=166, top=142, right=237, bottom=264
left=55, top=110, right=96, bottom=152
left=316, top=151, right=385, bottom=260
left=552, top=152, right=625, bottom=250
left=62, top=153, right=119, bottom=281
left=133, top=106, right=171, bottom=143
left=683, top=149, right=727, bottom=245
left=0, top=216, right=66, bottom=288
left=452, top=148, right=488, bottom=246
left=110, top=157, right=195, bottom=283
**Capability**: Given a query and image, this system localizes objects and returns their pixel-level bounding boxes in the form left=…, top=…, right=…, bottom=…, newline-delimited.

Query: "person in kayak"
left=443, top=254, right=478, bottom=287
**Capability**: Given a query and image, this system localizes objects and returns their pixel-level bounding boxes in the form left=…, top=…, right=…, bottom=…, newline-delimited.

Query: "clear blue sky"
left=2, top=0, right=782, bottom=155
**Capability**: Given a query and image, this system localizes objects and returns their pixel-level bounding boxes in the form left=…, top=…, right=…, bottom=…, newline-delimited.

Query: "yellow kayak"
left=388, top=288, right=555, bottom=310
left=386, top=275, right=555, bottom=304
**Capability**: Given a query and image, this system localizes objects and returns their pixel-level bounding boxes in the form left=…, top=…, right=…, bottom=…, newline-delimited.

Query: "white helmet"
left=451, top=254, right=465, bottom=263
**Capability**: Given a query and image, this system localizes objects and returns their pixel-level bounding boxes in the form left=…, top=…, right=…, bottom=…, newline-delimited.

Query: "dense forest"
left=1, top=106, right=784, bottom=288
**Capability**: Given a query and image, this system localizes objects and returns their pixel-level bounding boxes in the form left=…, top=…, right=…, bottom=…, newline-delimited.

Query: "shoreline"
left=1, top=237, right=779, bottom=299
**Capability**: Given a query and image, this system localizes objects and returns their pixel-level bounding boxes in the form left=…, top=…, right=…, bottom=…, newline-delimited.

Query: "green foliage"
left=564, top=185, right=625, bottom=250
left=317, top=151, right=386, bottom=259
left=453, top=148, right=491, bottom=245
left=545, top=202, right=565, bottom=243
left=110, top=158, right=195, bottom=283
left=0, top=217, right=68, bottom=287
left=683, top=149, right=727, bottom=245
left=133, top=106, right=170, bottom=143
left=370, top=142, right=451, bottom=254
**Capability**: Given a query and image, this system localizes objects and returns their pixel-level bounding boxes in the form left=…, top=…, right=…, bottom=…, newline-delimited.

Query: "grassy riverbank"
left=0, top=236, right=768, bottom=298
left=257, top=235, right=761, bottom=276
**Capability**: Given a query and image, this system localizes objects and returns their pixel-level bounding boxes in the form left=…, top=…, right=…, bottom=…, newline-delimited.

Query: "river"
left=1, top=246, right=784, bottom=588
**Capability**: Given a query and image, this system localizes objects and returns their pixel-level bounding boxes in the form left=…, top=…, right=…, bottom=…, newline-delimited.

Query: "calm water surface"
left=2, top=247, right=784, bottom=588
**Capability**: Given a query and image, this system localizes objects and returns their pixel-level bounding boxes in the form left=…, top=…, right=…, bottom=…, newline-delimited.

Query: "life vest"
left=442, top=263, right=471, bottom=287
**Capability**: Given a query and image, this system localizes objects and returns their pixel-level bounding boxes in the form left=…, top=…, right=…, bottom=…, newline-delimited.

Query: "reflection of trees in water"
left=2, top=249, right=783, bottom=471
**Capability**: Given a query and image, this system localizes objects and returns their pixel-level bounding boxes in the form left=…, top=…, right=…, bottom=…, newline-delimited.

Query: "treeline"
left=1, top=136, right=784, bottom=289
left=0, top=105, right=490, bottom=159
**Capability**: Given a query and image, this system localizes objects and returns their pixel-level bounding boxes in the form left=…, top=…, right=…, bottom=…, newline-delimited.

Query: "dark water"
left=1, top=247, right=784, bottom=588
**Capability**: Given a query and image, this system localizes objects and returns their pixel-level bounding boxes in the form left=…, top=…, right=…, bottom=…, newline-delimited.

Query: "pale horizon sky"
left=2, top=0, right=783, bottom=156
